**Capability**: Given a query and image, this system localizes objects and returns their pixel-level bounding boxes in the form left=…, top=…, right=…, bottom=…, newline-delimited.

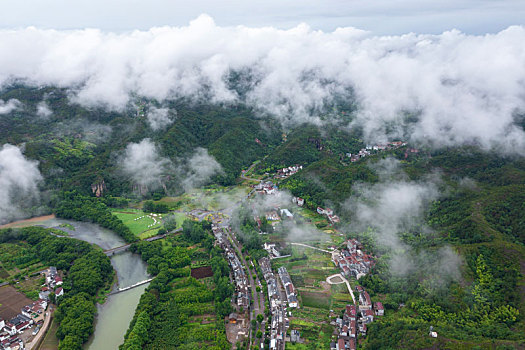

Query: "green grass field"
left=301, top=291, right=331, bottom=309
left=111, top=209, right=162, bottom=238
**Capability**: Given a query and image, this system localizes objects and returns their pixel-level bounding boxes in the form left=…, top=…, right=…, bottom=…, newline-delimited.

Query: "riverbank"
left=0, top=214, right=56, bottom=229
left=1, top=217, right=150, bottom=350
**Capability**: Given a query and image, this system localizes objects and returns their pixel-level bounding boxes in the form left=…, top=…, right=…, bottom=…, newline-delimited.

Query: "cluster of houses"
left=331, top=289, right=384, bottom=350
left=346, top=141, right=407, bottom=163
left=277, top=267, right=298, bottom=308
left=404, top=147, right=420, bottom=159
left=274, top=165, right=303, bottom=179
left=259, top=258, right=287, bottom=350
left=0, top=267, right=60, bottom=349
left=263, top=243, right=282, bottom=259
left=39, top=266, right=63, bottom=300
left=264, top=208, right=294, bottom=224
left=212, top=224, right=250, bottom=310
left=332, top=239, right=375, bottom=280
left=291, top=197, right=304, bottom=207
left=0, top=317, right=25, bottom=350
left=317, top=207, right=340, bottom=224
left=0, top=298, right=48, bottom=349
left=254, top=181, right=277, bottom=195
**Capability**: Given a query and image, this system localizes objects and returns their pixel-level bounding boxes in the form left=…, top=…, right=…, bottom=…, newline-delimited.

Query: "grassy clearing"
left=167, top=212, right=188, bottom=229
left=111, top=209, right=162, bottom=236
left=290, top=318, right=316, bottom=328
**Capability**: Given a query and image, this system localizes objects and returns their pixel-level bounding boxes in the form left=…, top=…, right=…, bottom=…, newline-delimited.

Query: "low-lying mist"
left=0, top=16, right=523, bottom=154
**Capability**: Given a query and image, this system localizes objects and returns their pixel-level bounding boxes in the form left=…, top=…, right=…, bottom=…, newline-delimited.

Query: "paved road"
left=326, top=273, right=355, bottom=303
left=28, top=309, right=52, bottom=350
left=240, top=162, right=262, bottom=182
left=290, top=242, right=332, bottom=254
left=226, top=228, right=265, bottom=317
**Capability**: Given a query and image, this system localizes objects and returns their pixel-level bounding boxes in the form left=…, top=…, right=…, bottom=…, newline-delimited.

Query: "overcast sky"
left=1, top=0, right=524, bottom=34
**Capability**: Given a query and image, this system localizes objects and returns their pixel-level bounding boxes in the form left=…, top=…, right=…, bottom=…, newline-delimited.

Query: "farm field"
left=0, top=285, right=33, bottom=320
left=274, top=246, right=339, bottom=285
left=0, top=240, right=47, bottom=300
left=190, top=266, right=213, bottom=279
left=287, top=316, right=333, bottom=348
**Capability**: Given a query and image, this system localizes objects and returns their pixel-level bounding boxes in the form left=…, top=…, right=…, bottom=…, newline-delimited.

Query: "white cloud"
left=180, top=147, right=222, bottom=191
left=36, top=100, right=52, bottom=118
left=343, top=160, right=461, bottom=282
left=0, top=18, right=524, bottom=152
left=0, top=99, right=21, bottom=114
left=0, top=144, right=42, bottom=224
left=146, top=106, right=173, bottom=131
left=120, top=138, right=171, bottom=189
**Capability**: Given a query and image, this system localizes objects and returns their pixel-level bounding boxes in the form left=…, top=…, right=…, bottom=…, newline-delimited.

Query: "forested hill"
left=0, top=85, right=282, bottom=197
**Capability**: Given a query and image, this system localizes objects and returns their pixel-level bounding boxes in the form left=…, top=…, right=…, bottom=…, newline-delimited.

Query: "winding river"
left=16, top=217, right=149, bottom=350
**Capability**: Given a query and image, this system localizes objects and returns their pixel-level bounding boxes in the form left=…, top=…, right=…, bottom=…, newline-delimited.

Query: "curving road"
left=240, top=162, right=262, bottom=182
left=326, top=273, right=355, bottom=304
left=28, top=309, right=53, bottom=350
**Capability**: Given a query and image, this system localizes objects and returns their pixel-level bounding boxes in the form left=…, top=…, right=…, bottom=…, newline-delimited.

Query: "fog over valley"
left=0, top=15, right=524, bottom=153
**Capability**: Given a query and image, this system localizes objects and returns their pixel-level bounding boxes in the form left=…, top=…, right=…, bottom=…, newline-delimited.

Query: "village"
left=0, top=267, right=62, bottom=350
left=233, top=163, right=387, bottom=349
left=330, top=240, right=384, bottom=350
left=121, top=158, right=387, bottom=350
left=345, top=141, right=407, bottom=163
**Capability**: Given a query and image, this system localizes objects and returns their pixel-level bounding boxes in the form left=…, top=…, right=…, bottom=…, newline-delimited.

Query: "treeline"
left=0, top=226, right=113, bottom=350
left=121, top=222, right=233, bottom=349
left=55, top=190, right=137, bottom=242
left=142, top=200, right=169, bottom=213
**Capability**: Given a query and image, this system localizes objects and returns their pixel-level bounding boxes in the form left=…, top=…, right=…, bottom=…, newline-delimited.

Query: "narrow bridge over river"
left=103, top=228, right=182, bottom=256
left=108, top=278, right=154, bottom=295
